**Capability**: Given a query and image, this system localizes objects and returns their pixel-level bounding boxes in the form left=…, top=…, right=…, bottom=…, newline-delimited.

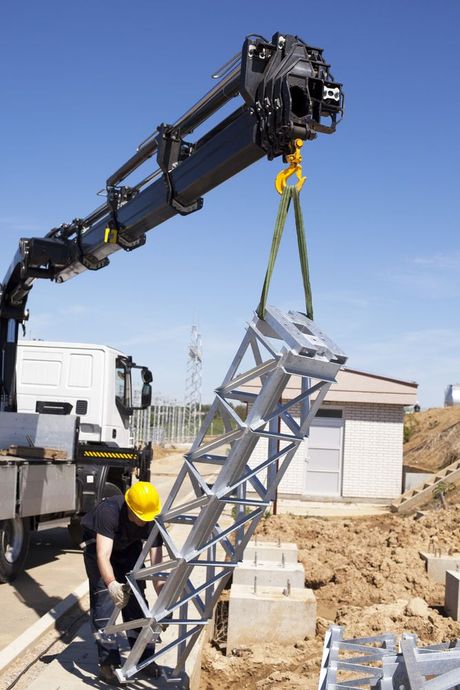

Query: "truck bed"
left=0, top=412, right=78, bottom=520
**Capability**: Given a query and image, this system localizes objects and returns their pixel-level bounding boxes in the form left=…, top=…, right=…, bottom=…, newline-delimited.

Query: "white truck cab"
left=0, top=340, right=153, bottom=583
left=16, top=340, right=147, bottom=447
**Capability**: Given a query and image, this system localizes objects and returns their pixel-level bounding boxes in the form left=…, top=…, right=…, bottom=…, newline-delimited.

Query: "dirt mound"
left=200, top=509, right=460, bottom=689
left=258, top=511, right=460, bottom=613
left=404, top=406, right=460, bottom=472
left=151, top=444, right=184, bottom=459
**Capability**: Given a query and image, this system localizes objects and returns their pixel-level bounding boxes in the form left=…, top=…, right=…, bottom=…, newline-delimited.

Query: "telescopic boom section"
left=0, top=32, right=343, bottom=407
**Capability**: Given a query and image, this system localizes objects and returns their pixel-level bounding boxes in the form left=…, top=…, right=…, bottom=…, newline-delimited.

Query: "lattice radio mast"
left=183, top=324, right=202, bottom=440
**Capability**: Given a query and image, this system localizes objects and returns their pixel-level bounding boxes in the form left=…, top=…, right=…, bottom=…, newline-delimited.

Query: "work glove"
left=108, top=580, right=131, bottom=609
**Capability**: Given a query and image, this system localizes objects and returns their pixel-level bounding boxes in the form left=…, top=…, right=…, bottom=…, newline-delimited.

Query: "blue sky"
left=1, top=1, right=459, bottom=407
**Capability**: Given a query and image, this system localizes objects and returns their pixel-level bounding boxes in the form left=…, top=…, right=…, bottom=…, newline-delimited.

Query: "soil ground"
left=199, top=407, right=460, bottom=689
left=404, top=406, right=460, bottom=473
left=152, top=444, right=187, bottom=460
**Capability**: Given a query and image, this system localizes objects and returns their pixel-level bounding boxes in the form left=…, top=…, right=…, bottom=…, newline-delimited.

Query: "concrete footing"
left=225, top=540, right=314, bottom=651
left=226, top=583, right=316, bottom=650
left=243, top=540, right=298, bottom=564
left=233, top=560, right=305, bottom=589
left=420, top=551, right=460, bottom=584
left=445, top=570, right=460, bottom=620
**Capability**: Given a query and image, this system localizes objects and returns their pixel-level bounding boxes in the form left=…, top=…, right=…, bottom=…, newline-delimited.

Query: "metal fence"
left=131, top=398, right=197, bottom=445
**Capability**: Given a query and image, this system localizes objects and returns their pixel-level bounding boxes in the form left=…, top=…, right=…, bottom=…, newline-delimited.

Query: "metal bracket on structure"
left=400, top=634, right=460, bottom=690
left=104, top=305, right=347, bottom=683
left=319, top=626, right=460, bottom=690
left=318, top=625, right=398, bottom=690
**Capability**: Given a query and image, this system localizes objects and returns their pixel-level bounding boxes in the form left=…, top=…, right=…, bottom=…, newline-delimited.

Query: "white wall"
left=341, top=403, right=403, bottom=499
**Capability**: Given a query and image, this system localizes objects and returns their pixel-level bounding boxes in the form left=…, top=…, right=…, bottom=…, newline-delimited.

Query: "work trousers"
left=83, top=539, right=154, bottom=667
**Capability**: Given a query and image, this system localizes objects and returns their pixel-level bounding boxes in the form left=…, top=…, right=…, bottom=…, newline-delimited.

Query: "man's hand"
left=108, top=581, right=130, bottom=609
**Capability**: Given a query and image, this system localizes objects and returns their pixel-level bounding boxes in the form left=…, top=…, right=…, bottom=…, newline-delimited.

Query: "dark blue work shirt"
left=81, top=495, right=162, bottom=552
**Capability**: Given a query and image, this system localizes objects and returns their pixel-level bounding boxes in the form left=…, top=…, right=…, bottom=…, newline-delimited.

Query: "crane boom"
left=0, top=32, right=343, bottom=408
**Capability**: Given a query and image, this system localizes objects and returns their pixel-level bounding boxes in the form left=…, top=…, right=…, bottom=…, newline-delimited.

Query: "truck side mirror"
left=141, top=383, right=152, bottom=409
left=142, top=368, right=153, bottom=384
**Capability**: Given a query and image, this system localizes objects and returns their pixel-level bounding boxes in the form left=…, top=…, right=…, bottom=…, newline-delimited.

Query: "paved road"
left=0, top=527, right=86, bottom=650
left=0, top=451, right=205, bottom=652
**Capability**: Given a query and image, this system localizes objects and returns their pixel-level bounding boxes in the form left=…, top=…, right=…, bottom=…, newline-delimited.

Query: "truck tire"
left=0, top=518, right=30, bottom=583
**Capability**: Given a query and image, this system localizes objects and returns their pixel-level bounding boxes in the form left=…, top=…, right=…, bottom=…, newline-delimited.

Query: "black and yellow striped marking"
left=82, top=450, right=138, bottom=460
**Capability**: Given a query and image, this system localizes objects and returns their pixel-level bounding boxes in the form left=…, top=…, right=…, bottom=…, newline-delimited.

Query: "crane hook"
left=274, top=138, right=307, bottom=195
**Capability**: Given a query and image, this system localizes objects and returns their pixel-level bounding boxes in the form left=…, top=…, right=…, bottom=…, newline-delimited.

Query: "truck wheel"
left=0, top=518, right=30, bottom=583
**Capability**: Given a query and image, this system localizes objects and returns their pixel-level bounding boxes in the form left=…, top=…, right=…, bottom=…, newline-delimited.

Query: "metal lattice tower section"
left=319, top=625, right=460, bottom=690
left=105, top=305, right=346, bottom=683
left=183, top=324, right=202, bottom=441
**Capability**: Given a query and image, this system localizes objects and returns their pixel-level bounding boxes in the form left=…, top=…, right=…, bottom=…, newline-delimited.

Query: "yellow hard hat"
left=125, top=482, right=161, bottom=522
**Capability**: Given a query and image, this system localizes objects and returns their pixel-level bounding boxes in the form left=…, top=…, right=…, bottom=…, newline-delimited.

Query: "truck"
left=0, top=32, right=343, bottom=582
left=16, top=340, right=144, bottom=447
left=0, top=339, right=153, bottom=582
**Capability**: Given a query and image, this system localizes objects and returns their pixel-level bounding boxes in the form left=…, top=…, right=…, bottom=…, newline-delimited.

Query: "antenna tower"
left=183, top=324, right=202, bottom=440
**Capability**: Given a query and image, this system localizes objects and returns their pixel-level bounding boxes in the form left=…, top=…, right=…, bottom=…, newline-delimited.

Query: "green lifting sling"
left=257, top=186, right=314, bottom=321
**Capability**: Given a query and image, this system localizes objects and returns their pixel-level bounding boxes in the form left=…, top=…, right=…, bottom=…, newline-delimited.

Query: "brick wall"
left=341, top=402, right=403, bottom=499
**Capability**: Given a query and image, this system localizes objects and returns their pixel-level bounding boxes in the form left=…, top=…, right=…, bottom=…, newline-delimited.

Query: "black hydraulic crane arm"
left=0, top=32, right=343, bottom=408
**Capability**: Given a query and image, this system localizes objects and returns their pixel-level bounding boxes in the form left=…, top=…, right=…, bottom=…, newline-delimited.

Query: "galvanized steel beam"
left=105, top=306, right=346, bottom=683
left=319, top=626, right=460, bottom=690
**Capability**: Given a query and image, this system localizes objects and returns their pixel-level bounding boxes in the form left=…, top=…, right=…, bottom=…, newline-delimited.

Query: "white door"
left=304, top=415, right=344, bottom=497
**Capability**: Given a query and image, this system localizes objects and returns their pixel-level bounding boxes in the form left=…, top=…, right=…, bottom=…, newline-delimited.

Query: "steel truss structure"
left=319, top=625, right=460, bottom=690
left=105, top=305, right=346, bottom=682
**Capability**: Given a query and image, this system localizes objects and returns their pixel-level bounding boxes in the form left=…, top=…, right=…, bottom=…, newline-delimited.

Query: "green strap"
left=292, top=188, right=314, bottom=321
left=256, top=186, right=314, bottom=321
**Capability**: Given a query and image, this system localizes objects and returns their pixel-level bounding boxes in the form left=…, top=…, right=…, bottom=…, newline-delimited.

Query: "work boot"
left=98, top=662, right=121, bottom=685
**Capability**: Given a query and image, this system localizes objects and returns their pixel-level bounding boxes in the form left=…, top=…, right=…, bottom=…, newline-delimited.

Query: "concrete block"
left=445, top=570, right=460, bottom=620
left=420, top=552, right=460, bottom=584
left=243, top=540, right=298, bottom=564
left=403, top=470, right=431, bottom=492
left=233, top=560, right=305, bottom=589
left=227, top=583, right=316, bottom=650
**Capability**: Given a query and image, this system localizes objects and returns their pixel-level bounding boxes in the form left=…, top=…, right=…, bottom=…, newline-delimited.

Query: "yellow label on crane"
left=104, top=227, right=118, bottom=244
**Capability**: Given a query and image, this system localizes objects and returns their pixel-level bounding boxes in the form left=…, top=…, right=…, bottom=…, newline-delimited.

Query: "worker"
left=80, top=481, right=164, bottom=684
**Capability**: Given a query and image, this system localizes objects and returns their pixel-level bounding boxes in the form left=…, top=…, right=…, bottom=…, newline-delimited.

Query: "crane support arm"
left=0, top=32, right=343, bottom=407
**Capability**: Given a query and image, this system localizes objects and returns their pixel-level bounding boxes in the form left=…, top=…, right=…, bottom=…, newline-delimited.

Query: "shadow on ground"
left=41, top=626, right=189, bottom=689
left=27, top=527, right=81, bottom=569
left=8, top=527, right=80, bottom=615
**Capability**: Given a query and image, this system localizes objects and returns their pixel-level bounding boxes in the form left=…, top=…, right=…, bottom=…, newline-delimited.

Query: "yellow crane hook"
left=274, top=138, right=307, bottom=195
